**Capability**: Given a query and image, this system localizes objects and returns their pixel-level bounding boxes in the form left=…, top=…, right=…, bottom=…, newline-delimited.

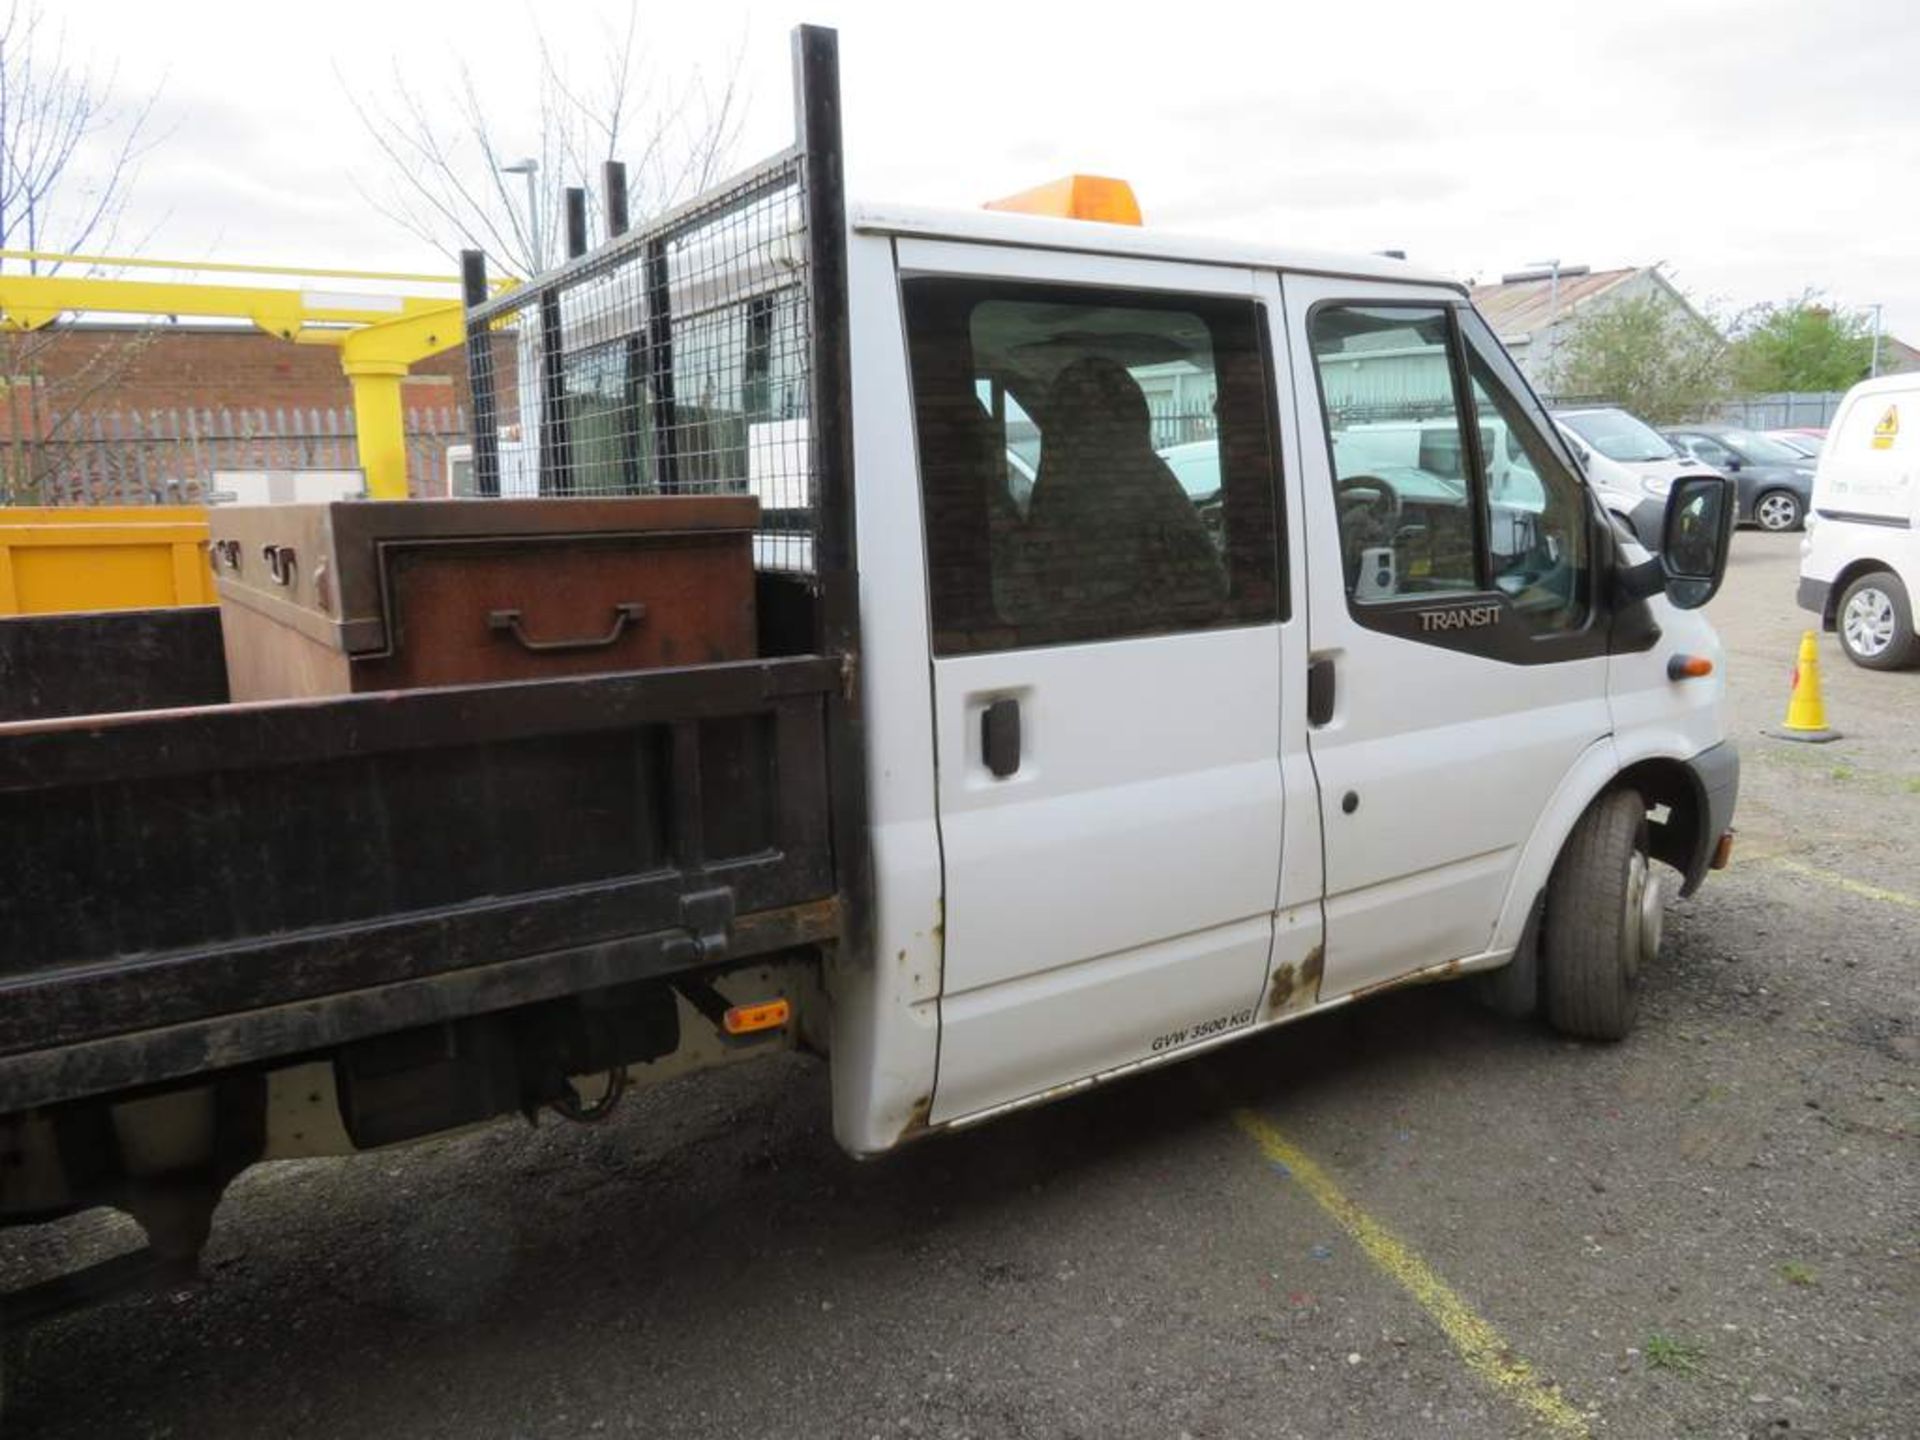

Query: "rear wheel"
left=1543, top=789, right=1658, bottom=1041
left=1836, top=570, right=1919, bottom=670
left=1752, top=489, right=1803, bottom=532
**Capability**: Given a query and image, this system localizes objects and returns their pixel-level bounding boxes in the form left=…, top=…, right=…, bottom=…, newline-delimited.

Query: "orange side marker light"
left=1711, top=831, right=1736, bottom=871
left=1666, top=654, right=1714, bottom=681
left=723, top=998, right=791, bottom=1035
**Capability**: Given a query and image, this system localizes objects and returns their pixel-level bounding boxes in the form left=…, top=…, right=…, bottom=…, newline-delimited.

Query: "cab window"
left=1459, top=308, right=1589, bottom=633
left=1308, top=302, right=1589, bottom=636
left=904, top=278, right=1282, bottom=656
left=1307, top=305, right=1479, bottom=600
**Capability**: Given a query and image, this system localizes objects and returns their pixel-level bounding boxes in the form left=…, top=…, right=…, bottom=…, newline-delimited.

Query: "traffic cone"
left=1772, top=630, right=1841, bottom=743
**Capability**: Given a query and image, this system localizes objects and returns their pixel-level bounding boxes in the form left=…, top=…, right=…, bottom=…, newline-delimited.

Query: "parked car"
left=1765, top=428, right=1825, bottom=460
left=1554, top=406, right=1720, bottom=548
left=1798, top=375, right=1919, bottom=668
left=1664, top=423, right=1815, bottom=531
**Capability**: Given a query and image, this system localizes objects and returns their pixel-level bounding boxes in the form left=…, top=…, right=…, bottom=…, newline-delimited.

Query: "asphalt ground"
left=2, top=530, right=1915, bottom=1439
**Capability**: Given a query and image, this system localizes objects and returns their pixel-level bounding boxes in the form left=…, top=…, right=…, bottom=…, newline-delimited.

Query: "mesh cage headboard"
left=461, top=28, right=852, bottom=588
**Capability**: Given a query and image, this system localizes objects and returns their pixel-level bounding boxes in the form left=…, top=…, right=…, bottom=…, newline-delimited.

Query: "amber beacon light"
left=985, top=175, right=1144, bottom=225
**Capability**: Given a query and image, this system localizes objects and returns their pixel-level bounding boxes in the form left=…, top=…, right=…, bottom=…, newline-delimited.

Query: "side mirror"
left=1659, top=474, right=1735, bottom=609
left=1722, top=454, right=1742, bottom=472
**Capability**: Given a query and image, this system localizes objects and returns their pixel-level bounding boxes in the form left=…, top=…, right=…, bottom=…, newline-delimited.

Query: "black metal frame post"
left=794, top=23, right=873, bottom=963
left=644, top=239, right=679, bottom=495
left=460, top=250, right=501, bottom=497
left=602, top=161, right=631, bottom=238
left=538, top=286, right=571, bottom=496
left=564, top=187, right=589, bottom=258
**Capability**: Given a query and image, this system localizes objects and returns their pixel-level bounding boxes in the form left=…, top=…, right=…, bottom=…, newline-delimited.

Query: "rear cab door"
left=894, top=240, right=1307, bottom=1124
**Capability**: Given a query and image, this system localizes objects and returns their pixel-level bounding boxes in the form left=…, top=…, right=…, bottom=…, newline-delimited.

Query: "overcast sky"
left=58, top=0, right=1920, bottom=343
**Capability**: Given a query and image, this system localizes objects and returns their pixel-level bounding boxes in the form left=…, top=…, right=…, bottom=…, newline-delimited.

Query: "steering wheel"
left=1335, top=474, right=1402, bottom=528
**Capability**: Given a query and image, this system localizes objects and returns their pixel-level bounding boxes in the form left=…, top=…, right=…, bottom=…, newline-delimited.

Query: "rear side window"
left=903, top=278, right=1282, bottom=656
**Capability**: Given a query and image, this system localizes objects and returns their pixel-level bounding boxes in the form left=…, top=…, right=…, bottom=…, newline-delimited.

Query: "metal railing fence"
left=1, top=405, right=468, bottom=506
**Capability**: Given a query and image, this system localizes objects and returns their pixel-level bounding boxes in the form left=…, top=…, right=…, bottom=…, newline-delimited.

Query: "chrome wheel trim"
left=1623, top=849, right=1659, bottom=982
left=1842, top=587, right=1896, bottom=658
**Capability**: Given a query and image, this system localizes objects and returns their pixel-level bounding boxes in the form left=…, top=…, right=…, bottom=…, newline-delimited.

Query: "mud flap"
left=1472, top=892, right=1543, bottom=1020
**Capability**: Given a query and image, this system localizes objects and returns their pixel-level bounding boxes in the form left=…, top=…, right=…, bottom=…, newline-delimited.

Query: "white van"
left=1798, top=374, right=1920, bottom=668
left=1554, top=406, right=1720, bottom=549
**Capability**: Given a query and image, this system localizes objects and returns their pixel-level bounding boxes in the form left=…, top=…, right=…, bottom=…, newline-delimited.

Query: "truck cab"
left=832, top=196, right=1740, bottom=1150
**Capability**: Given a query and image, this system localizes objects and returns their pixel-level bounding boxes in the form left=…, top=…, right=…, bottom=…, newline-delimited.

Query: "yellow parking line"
left=1756, top=853, right=1919, bottom=911
left=1233, top=1109, right=1590, bottom=1439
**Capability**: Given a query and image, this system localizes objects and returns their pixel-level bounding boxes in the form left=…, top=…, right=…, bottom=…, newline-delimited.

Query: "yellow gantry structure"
left=0, top=249, right=493, bottom=500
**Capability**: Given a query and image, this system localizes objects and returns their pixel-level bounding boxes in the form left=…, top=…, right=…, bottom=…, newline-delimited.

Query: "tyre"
left=1836, top=570, right=1920, bottom=670
left=1751, top=488, right=1803, bottom=532
left=1542, top=789, right=1658, bottom=1042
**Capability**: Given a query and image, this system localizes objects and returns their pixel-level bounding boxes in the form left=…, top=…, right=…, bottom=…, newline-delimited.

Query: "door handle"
left=981, top=697, right=1021, bottom=778
left=1307, top=656, right=1336, bottom=727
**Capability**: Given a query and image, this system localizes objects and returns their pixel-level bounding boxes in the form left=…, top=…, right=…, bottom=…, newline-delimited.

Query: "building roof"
left=1468, top=267, right=1640, bottom=341
left=1880, top=335, right=1920, bottom=374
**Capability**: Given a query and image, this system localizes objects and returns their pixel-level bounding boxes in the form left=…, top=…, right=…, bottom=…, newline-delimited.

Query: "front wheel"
left=1837, top=570, right=1920, bottom=670
left=1752, top=488, right=1803, bottom=532
left=1542, top=789, right=1659, bottom=1041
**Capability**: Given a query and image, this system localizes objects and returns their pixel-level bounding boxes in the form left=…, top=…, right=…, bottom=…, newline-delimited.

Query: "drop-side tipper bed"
left=0, top=28, right=866, bottom=1318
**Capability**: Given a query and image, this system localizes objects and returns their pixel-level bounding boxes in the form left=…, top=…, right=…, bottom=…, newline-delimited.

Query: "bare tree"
left=345, top=10, right=744, bottom=280
left=0, top=0, right=165, bottom=502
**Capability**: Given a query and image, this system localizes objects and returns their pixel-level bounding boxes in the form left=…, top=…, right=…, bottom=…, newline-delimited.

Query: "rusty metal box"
left=210, top=497, right=759, bottom=700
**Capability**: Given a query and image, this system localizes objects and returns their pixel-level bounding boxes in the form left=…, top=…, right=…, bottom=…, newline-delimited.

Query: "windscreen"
left=1723, top=429, right=1806, bottom=464
left=1561, top=409, right=1677, bottom=463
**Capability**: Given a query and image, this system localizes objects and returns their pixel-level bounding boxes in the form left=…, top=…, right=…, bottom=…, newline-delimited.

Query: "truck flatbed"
left=0, top=606, right=840, bottom=1113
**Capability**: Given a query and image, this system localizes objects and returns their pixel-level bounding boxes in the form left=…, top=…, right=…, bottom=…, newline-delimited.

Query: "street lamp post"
left=499, top=158, right=542, bottom=274
left=1869, top=302, right=1884, bottom=378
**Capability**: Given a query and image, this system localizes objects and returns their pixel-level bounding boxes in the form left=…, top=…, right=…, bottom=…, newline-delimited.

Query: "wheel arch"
left=1614, top=755, right=1710, bottom=889
left=1493, top=740, right=1716, bottom=955
left=1820, top=557, right=1897, bottom=630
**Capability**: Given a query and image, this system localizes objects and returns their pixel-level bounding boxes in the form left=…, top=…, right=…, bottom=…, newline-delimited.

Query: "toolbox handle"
left=487, top=601, right=647, bottom=654
left=261, top=544, right=296, bottom=587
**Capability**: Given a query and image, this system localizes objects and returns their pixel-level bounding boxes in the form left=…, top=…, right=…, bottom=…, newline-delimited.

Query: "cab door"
left=896, top=242, right=1294, bottom=1124
left=1280, top=276, right=1613, bottom=999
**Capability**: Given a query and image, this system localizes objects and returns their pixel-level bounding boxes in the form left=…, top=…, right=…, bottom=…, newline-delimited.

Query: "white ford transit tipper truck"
left=0, top=26, right=1740, bottom=1319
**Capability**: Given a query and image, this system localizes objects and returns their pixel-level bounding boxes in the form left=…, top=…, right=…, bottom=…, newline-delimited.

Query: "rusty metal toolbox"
left=210, top=496, right=759, bottom=700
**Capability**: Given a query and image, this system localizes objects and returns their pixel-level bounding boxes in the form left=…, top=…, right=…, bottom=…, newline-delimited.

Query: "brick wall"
left=0, top=324, right=473, bottom=503
left=0, top=324, right=471, bottom=436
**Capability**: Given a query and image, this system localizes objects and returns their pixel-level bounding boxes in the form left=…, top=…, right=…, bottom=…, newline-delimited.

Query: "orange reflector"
left=723, top=998, right=791, bottom=1035
left=984, top=174, right=1143, bottom=225
left=1711, top=830, right=1735, bottom=871
left=1667, top=654, right=1715, bottom=680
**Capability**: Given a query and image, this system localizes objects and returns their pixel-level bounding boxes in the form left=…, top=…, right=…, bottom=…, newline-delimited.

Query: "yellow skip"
left=1233, top=1109, right=1591, bottom=1439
